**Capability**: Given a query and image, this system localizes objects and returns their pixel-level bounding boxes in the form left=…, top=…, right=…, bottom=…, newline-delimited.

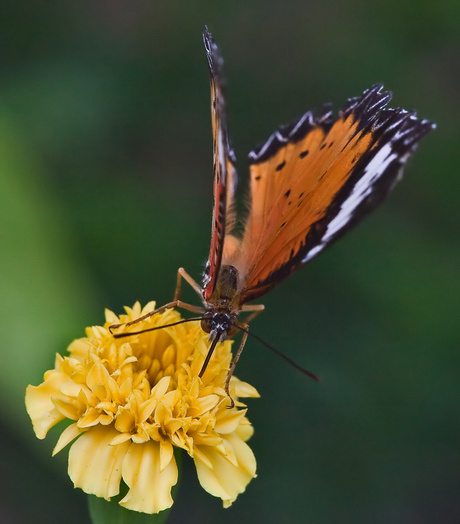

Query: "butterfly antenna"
left=235, top=324, right=321, bottom=382
left=112, top=317, right=203, bottom=339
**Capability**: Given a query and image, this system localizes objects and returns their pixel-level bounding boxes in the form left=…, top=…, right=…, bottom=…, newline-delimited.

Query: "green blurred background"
left=1, top=1, right=458, bottom=523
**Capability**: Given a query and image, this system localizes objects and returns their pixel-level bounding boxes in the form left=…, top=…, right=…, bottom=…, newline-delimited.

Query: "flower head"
left=26, top=302, right=258, bottom=514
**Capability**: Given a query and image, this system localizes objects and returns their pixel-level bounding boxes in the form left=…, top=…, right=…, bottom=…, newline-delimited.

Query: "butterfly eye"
left=200, top=312, right=214, bottom=334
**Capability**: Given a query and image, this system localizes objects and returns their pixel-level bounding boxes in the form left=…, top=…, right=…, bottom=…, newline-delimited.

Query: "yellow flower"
left=26, top=301, right=259, bottom=514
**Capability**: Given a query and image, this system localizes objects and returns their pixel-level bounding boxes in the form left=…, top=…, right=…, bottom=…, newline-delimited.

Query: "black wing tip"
left=344, top=84, right=436, bottom=140
left=342, top=84, right=390, bottom=112
left=363, top=106, right=435, bottom=163
left=392, top=116, right=435, bottom=162
left=202, top=25, right=212, bottom=49
left=341, top=84, right=393, bottom=131
left=203, top=26, right=223, bottom=79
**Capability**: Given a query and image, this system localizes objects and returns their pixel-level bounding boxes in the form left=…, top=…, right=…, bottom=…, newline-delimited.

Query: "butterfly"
left=111, top=27, right=435, bottom=404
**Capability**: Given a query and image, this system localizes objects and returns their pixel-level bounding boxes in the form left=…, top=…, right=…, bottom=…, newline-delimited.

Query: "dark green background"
left=1, top=2, right=458, bottom=523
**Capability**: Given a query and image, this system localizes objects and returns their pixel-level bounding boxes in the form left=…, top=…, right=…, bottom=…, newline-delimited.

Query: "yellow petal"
left=191, top=433, right=222, bottom=448
left=192, top=446, right=214, bottom=469
left=67, top=340, right=91, bottom=362
left=154, top=402, right=172, bottom=425
left=159, top=439, right=174, bottom=472
left=158, top=390, right=176, bottom=410
left=189, top=394, right=220, bottom=417
left=214, top=408, right=247, bottom=435
left=162, top=418, right=183, bottom=434
left=194, top=433, right=257, bottom=507
left=118, top=376, right=134, bottom=399
left=104, top=308, right=119, bottom=323
left=52, top=396, right=83, bottom=421
left=53, top=423, right=84, bottom=455
left=129, top=301, right=142, bottom=318
left=235, top=422, right=255, bottom=442
left=110, top=433, right=133, bottom=446
left=163, top=363, right=175, bottom=377
left=161, top=345, right=176, bottom=369
left=231, top=378, right=260, bottom=398
left=141, top=301, right=157, bottom=316
left=78, top=408, right=112, bottom=428
left=219, top=438, right=238, bottom=467
left=151, top=376, right=171, bottom=399
left=25, top=376, right=67, bottom=439
left=59, top=380, right=84, bottom=398
left=114, top=409, right=135, bottom=434
left=120, top=440, right=178, bottom=514
left=131, top=426, right=150, bottom=444
left=86, top=362, right=111, bottom=401
left=68, top=425, right=130, bottom=499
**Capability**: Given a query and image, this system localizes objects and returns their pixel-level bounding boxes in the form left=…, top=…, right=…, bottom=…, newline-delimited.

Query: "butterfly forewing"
left=202, top=28, right=238, bottom=301
left=236, top=85, right=434, bottom=303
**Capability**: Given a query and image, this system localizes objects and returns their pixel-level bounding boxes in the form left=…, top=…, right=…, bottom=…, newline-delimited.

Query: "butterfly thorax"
left=201, top=264, right=240, bottom=341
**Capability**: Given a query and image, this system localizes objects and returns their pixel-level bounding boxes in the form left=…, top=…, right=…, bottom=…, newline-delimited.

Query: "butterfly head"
left=201, top=310, right=239, bottom=342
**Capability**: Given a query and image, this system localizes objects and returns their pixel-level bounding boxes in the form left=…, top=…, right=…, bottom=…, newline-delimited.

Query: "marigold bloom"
left=26, top=302, right=258, bottom=514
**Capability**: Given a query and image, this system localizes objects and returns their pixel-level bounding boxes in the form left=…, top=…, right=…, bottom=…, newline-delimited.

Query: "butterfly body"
left=111, top=28, right=434, bottom=402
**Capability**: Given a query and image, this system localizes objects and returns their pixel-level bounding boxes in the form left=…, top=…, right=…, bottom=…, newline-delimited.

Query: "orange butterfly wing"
left=236, top=85, right=434, bottom=303
left=202, top=28, right=238, bottom=301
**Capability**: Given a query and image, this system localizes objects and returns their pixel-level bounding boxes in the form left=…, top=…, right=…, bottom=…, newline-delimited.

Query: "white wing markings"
left=302, top=139, right=399, bottom=263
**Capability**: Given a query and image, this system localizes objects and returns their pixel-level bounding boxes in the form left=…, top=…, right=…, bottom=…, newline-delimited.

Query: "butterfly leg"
left=240, top=303, right=265, bottom=324
left=109, top=268, right=205, bottom=334
left=109, top=299, right=205, bottom=333
left=175, top=267, right=203, bottom=300
left=224, top=323, right=250, bottom=408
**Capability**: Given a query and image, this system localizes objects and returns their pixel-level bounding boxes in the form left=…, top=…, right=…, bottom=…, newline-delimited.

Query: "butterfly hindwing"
left=202, top=28, right=238, bottom=301
left=238, top=85, right=434, bottom=303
